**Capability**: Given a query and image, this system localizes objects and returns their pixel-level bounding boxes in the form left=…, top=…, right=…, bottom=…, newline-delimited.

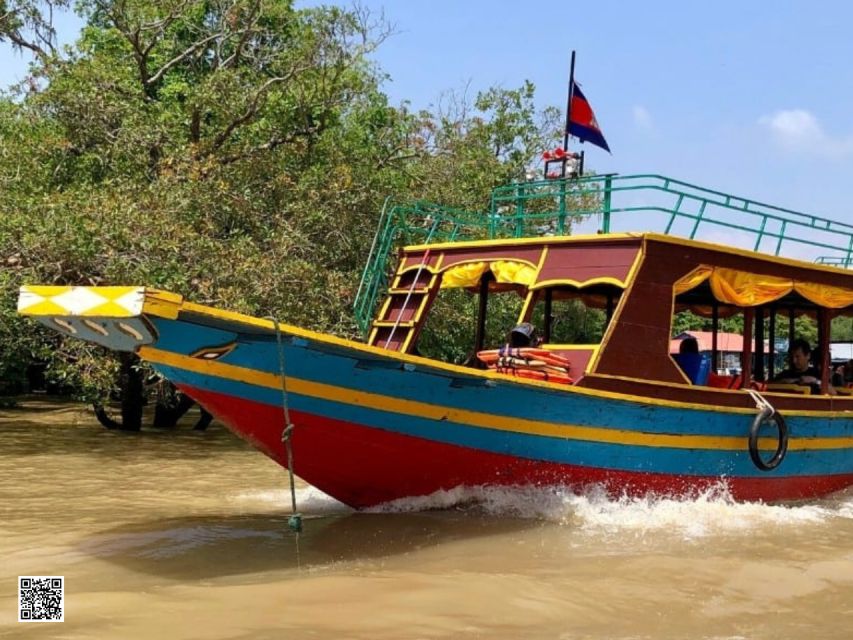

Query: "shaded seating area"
left=673, top=265, right=853, bottom=395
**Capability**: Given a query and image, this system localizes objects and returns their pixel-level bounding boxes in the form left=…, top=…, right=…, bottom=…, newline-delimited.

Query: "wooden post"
left=742, top=307, right=754, bottom=385
left=768, top=306, right=777, bottom=380
left=474, top=275, right=490, bottom=353
left=820, top=308, right=831, bottom=394
left=711, top=300, right=719, bottom=373
left=544, top=288, right=553, bottom=343
left=788, top=308, right=796, bottom=344
left=754, top=306, right=765, bottom=381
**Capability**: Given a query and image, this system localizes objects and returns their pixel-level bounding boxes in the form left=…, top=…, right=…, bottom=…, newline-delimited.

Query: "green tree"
left=1, top=1, right=569, bottom=402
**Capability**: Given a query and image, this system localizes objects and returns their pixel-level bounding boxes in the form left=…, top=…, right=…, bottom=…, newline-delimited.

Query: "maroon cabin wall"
left=593, top=245, right=685, bottom=383
left=594, top=238, right=853, bottom=383
left=537, top=242, right=639, bottom=285
left=673, top=240, right=853, bottom=286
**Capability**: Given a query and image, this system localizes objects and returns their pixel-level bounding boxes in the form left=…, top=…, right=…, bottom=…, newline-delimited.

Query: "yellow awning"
left=674, top=265, right=853, bottom=309
left=440, top=260, right=537, bottom=289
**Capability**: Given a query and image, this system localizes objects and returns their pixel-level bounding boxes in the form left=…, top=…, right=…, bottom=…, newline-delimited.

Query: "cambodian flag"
left=568, top=81, right=610, bottom=153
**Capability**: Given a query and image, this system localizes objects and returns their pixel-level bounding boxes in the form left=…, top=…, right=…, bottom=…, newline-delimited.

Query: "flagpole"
left=562, top=50, right=576, bottom=167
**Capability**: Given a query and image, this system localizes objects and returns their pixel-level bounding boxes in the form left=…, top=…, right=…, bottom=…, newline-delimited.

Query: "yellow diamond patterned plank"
left=18, top=286, right=146, bottom=317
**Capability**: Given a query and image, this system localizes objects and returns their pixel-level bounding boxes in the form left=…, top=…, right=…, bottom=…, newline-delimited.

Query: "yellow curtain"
left=674, top=264, right=853, bottom=309
left=440, top=262, right=489, bottom=288
left=440, top=260, right=536, bottom=289
left=710, top=268, right=793, bottom=306
left=673, top=266, right=713, bottom=295
left=490, top=260, right=537, bottom=286
left=794, top=282, right=853, bottom=309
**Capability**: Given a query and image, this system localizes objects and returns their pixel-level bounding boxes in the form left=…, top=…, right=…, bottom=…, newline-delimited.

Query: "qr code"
left=19, top=576, right=64, bottom=622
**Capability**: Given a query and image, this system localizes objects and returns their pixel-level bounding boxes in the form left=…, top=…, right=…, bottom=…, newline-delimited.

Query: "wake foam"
left=368, top=482, right=853, bottom=538
left=230, top=483, right=853, bottom=538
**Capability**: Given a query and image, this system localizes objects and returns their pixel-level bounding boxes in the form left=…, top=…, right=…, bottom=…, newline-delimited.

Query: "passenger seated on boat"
left=673, top=337, right=710, bottom=385
left=773, top=338, right=824, bottom=394
left=508, top=322, right=541, bottom=348
left=679, top=336, right=699, bottom=354
left=832, top=359, right=853, bottom=387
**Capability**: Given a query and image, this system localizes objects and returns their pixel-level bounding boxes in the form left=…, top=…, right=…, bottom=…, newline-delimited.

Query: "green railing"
left=354, top=174, right=853, bottom=335
left=816, top=256, right=853, bottom=268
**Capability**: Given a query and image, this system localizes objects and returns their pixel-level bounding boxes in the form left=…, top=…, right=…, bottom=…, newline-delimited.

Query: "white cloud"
left=758, top=109, right=853, bottom=158
left=632, top=105, right=653, bottom=131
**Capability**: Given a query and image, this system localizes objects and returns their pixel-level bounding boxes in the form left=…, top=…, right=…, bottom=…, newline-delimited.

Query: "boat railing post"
left=515, top=183, right=525, bottom=238
left=557, top=178, right=567, bottom=234
left=602, top=174, right=613, bottom=234
left=354, top=197, right=393, bottom=333
left=775, top=220, right=787, bottom=256
left=689, top=200, right=707, bottom=239
left=753, top=215, right=768, bottom=252
left=488, top=191, right=498, bottom=239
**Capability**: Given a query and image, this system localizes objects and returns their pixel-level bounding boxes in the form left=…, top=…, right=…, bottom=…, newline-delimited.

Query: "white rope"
left=747, top=388, right=775, bottom=415
left=268, top=316, right=301, bottom=533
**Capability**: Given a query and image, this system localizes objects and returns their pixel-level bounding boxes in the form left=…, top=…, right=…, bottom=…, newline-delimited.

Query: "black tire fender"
left=749, top=407, right=788, bottom=471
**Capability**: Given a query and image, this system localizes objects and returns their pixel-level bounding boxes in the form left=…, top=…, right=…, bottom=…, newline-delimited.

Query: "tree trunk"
left=153, top=391, right=196, bottom=428
left=193, top=407, right=213, bottom=431
left=93, top=352, right=143, bottom=431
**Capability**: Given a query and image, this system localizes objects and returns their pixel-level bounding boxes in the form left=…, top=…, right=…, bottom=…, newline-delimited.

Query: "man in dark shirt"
left=774, top=338, right=821, bottom=391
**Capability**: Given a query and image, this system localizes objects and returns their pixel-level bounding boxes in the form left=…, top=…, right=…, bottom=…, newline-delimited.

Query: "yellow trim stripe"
left=138, top=346, right=853, bottom=452
left=405, top=232, right=643, bottom=253
left=531, top=276, right=628, bottom=290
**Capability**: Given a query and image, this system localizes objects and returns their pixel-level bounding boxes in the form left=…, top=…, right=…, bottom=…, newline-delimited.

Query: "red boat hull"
left=182, top=385, right=853, bottom=508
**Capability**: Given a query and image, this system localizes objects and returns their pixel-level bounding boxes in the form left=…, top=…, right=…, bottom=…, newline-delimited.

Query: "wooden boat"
left=17, top=173, right=853, bottom=506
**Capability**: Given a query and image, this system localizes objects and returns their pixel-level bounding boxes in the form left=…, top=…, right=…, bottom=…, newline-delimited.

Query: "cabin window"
left=527, top=289, right=615, bottom=345
left=414, top=281, right=526, bottom=365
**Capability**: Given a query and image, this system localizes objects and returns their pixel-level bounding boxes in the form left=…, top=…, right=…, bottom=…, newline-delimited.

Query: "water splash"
left=562, top=484, right=831, bottom=538
left=231, top=482, right=853, bottom=539
left=367, top=482, right=853, bottom=539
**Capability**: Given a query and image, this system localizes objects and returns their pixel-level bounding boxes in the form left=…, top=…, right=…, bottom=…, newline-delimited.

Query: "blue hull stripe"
left=154, top=361, right=853, bottom=479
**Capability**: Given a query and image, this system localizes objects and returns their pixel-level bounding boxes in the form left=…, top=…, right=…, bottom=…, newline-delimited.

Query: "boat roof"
left=400, top=232, right=853, bottom=287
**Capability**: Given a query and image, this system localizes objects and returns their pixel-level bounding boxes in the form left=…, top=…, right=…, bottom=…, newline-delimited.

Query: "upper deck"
left=355, top=173, right=853, bottom=334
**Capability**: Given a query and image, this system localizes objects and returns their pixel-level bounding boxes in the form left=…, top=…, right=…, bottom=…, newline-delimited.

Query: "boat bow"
left=16, top=285, right=187, bottom=351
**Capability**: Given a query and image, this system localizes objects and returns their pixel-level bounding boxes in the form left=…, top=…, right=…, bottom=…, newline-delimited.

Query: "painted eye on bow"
left=190, top=342, right=236, bottom=361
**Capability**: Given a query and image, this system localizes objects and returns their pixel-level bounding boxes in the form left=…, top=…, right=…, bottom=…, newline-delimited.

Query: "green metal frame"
left=354, top=174, right=853, bottom=335
left=815, top=256, right=853, bottom=268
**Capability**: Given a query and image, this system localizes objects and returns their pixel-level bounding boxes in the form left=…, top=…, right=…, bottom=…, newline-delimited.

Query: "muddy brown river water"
left=2, top=399, right=853, bottom=639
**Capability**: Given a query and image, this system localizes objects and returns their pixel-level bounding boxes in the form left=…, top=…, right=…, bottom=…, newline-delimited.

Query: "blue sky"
left=2, top=1, right=853, bottom=229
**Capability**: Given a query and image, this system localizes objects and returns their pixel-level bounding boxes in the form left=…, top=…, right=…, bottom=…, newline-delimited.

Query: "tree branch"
left=218, top=0, right=261, bottom=69
left=209, top=69, right=305, bottom=151
left=145, top=32, right=224, bottom=87
left=0, top=3, right=62, bottom=64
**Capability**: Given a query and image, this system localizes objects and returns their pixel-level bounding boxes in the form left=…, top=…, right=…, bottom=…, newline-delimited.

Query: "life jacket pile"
left=476, top=346, right=573, bottom=384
